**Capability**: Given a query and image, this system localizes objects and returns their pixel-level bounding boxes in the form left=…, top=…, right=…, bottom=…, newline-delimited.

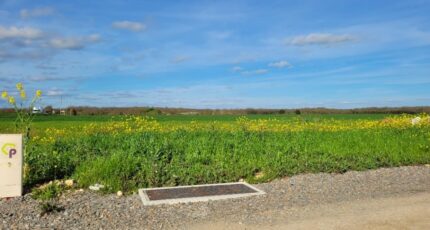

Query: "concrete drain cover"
left=138, top=182, right=265, bottom=206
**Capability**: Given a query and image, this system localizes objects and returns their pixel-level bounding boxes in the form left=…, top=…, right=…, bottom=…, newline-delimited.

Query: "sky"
left=0, top=0, right=430, bottom=109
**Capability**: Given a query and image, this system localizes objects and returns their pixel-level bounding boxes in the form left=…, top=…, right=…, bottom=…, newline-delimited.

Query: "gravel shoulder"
left=1, top=165, right=430, bottom=229
left=191, top=192, right=430, bottom=230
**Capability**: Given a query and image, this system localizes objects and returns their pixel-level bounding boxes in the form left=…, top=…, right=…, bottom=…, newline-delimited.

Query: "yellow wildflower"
left=16, top=82, right=23, bottom=91
left=8, top=96, right=15, bottom=105
left=1, top=91, right=7, bottom=99
left=20, top=90, right=26, bottom=99
left=36, top=90, right=42, bottom=98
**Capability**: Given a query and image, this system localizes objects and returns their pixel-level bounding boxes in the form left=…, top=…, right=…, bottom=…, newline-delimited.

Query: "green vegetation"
left=0, top=113, right=389, bottom=132
left=0, top=113, right=429, bottom=193
left=71, top=128, right=429, bottom=192
left=31, top=182, right=64, bottom=201
left=38, top=202, right=64, bottom=216
left=31, top=182, right=65, bottom=215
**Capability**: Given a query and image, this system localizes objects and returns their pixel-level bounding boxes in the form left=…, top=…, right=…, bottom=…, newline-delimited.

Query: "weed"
left=31, top=182, right=64, bottom=201
left=39, top=201, right=64, bottom=216
left=31, top=182, right=65, bottom=215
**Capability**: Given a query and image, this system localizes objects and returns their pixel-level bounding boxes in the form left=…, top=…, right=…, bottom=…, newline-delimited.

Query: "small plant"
left=39, top=201, right=64, bottom=216
left=1, top=82, right=42, bottom=145
left=31, top=182, right=65, bottom=215
left=31, top=182, right=64, bottom=201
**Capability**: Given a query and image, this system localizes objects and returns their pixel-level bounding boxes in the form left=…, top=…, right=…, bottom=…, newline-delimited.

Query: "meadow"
left=1, top=113, right=429, bottom=193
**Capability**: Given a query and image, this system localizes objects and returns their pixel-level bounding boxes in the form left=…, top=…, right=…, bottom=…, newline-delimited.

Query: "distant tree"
left=70, top=108, right=78, bottom=116
left=295, top=109, right=301, bottom=115
left=147, top=108, right=162, bottom=116
left=246, top=109, right=258, bottom=115
left=279, top=109, right=286, bottom=114
left=44, top=105, right=53, bottom=114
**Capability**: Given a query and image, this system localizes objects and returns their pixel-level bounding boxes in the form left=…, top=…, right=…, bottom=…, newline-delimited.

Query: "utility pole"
left=60, top=95, right=66, bottom=116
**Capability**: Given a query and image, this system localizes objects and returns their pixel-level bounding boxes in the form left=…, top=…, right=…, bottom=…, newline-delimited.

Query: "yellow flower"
left=16, top=82, right=23, bottom=91
left=36, top=90, right=42, bottom=98
left=20, top=90, right=26, bottom=99
left=1, top=91, right=7, bottom=99
left=8, top=96, right=15, bottom=105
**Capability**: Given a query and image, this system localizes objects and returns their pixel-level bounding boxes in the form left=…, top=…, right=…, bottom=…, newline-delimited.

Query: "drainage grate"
left=138, top=182, right=265, bottom=206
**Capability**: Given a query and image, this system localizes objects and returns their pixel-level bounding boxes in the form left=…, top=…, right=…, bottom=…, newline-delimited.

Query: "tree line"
left=1, top=106, right=429, bottom=116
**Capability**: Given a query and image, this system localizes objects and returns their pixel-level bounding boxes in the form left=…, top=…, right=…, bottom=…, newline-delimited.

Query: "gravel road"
left=1, top=165, right=430, bottom=229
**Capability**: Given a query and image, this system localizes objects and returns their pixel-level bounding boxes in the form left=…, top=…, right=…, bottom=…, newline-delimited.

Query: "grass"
left=1, top=113, right=429, bottom=193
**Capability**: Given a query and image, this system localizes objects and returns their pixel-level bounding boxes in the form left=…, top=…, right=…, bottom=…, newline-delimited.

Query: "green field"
left=1, top=113, right=429, bottom=193
left=0, top=113, right=389, bottom=130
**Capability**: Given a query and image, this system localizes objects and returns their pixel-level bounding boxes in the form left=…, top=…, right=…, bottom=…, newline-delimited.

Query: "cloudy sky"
left=0, top=0, right=429, bottom=109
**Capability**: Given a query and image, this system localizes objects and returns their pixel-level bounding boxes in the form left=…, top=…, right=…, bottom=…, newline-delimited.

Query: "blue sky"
left=0, top=0, right=429, bottom=109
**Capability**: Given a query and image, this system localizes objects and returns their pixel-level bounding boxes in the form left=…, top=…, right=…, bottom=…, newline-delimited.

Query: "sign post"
left=0, top=134, right=23, bottom=198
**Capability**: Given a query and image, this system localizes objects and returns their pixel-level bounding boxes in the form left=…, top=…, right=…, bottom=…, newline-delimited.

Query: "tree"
left=69, top=108, right=78, bottom=116
left=44, top=105, right=53, bottom=114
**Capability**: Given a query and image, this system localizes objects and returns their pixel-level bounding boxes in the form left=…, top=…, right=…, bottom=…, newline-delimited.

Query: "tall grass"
left=24, top=127, right=430, bottom=192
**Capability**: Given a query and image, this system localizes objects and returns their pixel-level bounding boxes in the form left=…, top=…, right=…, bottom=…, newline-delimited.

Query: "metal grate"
left=138, top=182, right=265, bottom=206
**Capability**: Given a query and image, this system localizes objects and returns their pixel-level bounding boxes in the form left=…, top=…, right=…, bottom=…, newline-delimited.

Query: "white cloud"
left=231, top=66, right=242, bottom=72
left=28, top=76, right=72, bottom=82
left=242, top=69, right=268, bottom=75
left=268, top=60, right=292, bottom=68
left=46, top=88, right=66, bottom=96
left=112, top=21, right=145, bottom=32
left=0, top=28, right=101, bottom=62
left=0, top=26, right=43, bottom=40
left=208, top=31, right=231, bottom=40
left=171, top=55, right=190, bottom=63
left=289, top=33, right=355, bottom=46
left=49, top=38, right=83, bottom=50
left=86, top=34, right=101, bottom=42
left=0, top=49, right=51, bottom=61
left=20, top=7, right=54, bottom=19
left=49, top=34, right=101, bottom=50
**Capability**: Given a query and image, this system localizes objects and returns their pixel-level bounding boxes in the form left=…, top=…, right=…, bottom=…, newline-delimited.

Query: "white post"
left=0, top=134, right=23, bottom=198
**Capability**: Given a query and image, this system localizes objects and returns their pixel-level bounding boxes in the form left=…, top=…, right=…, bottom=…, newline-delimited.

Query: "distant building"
left=32, top=106, right=43, bottom=114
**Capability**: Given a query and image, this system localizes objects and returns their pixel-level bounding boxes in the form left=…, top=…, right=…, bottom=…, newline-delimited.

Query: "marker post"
left=0, top=134, right=23, bottom=198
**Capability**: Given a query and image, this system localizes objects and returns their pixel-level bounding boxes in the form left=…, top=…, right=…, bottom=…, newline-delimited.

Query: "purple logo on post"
left=2, top=143, right=17, bottom=159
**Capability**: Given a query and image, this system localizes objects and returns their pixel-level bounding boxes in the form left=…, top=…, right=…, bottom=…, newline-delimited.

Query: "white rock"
left=65, top=179, right=74, bottom=187
left=89, top=183, right=105, bottom=191
left=117, top=191, right=123, bottom=197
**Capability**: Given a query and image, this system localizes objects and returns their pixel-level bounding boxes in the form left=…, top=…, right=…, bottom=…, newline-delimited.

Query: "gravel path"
left=1, top=165, right=430, bottom=229
left=191, top=192, right=430, bottom=229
